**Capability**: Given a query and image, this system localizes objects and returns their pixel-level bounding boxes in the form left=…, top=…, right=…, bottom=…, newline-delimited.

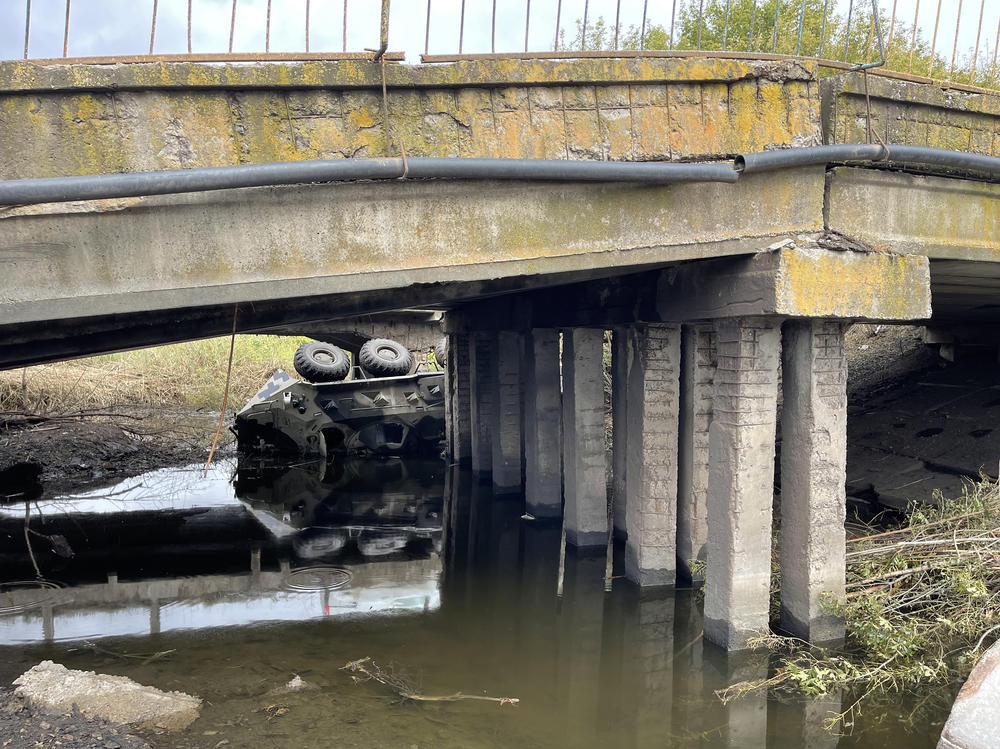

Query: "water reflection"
left=0, top=457, right=946, bottom=747
left=0, top=458, right=444, bottom=644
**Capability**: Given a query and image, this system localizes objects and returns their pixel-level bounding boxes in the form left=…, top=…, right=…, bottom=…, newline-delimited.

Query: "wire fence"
left=4, top=1, right=1000, bottom=91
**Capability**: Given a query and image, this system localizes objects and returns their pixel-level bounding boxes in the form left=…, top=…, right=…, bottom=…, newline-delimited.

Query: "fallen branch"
left=341, top=657, right=518, bottom=706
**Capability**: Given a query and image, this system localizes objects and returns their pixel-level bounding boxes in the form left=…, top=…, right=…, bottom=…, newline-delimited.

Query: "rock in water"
left=13, top=660, right=201, bottom=731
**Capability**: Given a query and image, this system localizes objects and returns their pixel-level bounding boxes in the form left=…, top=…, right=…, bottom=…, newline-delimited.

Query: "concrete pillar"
left=561, top=329, right=608, bottom=548
left=492, top=331, right=524, bottom=494
left=677, top=323, right=716, bottom=583
left=780, top=319, right=848, bottom=642
left=610, top=327, right=631, bottom=537
left=469, top=331, right=497, bottom=476
left=624, top=323, right=681, bottom=587
left=704, top=317, right=780, bottom=651
left=448, top=332, right=473, bottom=466
left=524, top=329, right=563, bottom=518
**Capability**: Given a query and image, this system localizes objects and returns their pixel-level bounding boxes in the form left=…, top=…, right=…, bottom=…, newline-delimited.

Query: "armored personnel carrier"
left=234, top=337, right=446, bottom=458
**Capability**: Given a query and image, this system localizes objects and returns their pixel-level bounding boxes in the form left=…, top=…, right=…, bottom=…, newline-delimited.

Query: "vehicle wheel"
left=359, top=338, right=413, bottom=377
left=434, top=337, right=448, bottom=367
left=293, top=341, right=351, bottom=382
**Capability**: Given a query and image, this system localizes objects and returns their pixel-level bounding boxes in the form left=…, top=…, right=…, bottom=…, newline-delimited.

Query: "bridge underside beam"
left=827, top=167, right=1000, bottom=264
left=0, top=169, right=823, bottom=368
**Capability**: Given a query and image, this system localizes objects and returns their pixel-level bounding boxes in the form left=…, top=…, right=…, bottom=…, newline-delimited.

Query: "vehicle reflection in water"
left=0, top=458, right=443, bottom=644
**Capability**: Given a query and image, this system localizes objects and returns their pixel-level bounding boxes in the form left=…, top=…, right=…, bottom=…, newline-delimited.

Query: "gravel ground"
left=0, top=688, right=150, bottom=749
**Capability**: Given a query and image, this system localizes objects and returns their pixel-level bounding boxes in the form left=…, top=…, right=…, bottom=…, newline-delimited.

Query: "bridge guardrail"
left=3, top=1, right=1000, bottom=96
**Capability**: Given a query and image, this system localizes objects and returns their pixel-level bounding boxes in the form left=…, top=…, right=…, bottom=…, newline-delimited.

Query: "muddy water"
left=0, top=457, right=953, bottom=748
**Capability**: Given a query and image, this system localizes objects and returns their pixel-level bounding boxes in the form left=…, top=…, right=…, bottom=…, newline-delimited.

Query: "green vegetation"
left=0, top=335, right=311, bottom=414
left=568, top=0, right=999, bottom=88
left=721, top=478, right=1000, bottom=728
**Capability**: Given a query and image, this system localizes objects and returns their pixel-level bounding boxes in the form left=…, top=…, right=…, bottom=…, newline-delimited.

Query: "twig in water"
left=23, top=502, right=41, bottom=578
left=341, top=657, right=518, bottom=706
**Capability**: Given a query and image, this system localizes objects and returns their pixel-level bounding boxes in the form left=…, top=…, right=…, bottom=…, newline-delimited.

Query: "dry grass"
left=0, top=335, right=310, bottom=415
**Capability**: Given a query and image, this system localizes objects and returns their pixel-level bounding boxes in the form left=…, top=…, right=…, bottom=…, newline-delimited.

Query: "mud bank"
left=0, top=409, right=225, bottom=497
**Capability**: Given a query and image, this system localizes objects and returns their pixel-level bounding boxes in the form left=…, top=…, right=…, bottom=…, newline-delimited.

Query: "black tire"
left=359, top=338, right=413, bottom=377
left=293, top=341, right=351, bottom=382
left=434, top=337, right=448, bottom=367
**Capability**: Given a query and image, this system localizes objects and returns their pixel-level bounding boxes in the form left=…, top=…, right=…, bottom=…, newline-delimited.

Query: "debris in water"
left=341, top=657, right=519, bottom=706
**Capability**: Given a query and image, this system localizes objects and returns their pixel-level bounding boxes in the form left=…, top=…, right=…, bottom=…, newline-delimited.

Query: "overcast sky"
left=0, top=1, right=995, bottom=68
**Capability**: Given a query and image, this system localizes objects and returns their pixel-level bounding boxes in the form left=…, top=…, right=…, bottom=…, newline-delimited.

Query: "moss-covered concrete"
left=0, top=58, right=821, bottom=178
left=821, top=72, right=1000, bottom=153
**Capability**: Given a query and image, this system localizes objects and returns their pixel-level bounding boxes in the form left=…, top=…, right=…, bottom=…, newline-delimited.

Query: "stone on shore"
left=13, top=660, right=201, bottom=731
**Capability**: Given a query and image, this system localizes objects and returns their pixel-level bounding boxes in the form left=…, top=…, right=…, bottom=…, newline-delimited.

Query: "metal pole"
left=228, top=0, right=237, bottom=53
left=343, top=0, right=348, bottom=53
left=62, top=0, right=71, bottom=57
left=843, top=0, right=854, bottom=62
left=554, top=0, right=562, bottom=50
left=23, top=0, right=31, bottom=59
left=795, top=0, right=807, bottom=56
left=187, top=0, right=192, bottom=55
left=907, top=0, right=920, bottom=73
left=697, top=0, right=704, bottom=49
left=640, top=0, right=648, bottom=50
left=372, top=0, right=389, bottom=61
left=722, top=0, right=731, bottom=50
left=818, top=0, right=830, bottom=56
left=491, top=0, right=497, bottom=53
left=972, top=0, right=985, bottom=80
left=265, top=0, right=271, bottom=54
left=887, top=0, right=898, bottom=56
left=990, top=13, right=1000, bottom=86
left=305, top=0, right=310, bottom=53
left=949, top=0, right=963, bottom=80
left=582, top=0, right=589, bottom=49
left=459, top=0, right=466, bottom=53
left=929, top=0, right=942, bottom=77
left=425, top=0, right=431, bottom=56
left=525, top=0, right=531, bottom=53
left=771, top=0, right=780, bottom=54
left=613, top=0, right=621, bottom=49
left=669, top=0, right=677, bottom=49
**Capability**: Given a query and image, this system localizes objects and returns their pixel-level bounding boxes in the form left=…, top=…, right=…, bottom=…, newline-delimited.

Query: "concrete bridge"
left=3, top=55, right=1000, bottom=650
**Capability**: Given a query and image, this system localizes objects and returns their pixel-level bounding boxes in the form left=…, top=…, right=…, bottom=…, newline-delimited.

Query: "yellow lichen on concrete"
left=776, top=247, right=931, bottom=320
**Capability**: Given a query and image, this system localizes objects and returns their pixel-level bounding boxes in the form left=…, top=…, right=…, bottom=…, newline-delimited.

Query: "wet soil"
left=0, top=688, right=150, bottom=749
left=0, top=409, right=225, bottom=498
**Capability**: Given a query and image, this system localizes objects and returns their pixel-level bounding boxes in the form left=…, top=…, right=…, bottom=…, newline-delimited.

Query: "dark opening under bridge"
left=4, top=55, right=1000, bottom=651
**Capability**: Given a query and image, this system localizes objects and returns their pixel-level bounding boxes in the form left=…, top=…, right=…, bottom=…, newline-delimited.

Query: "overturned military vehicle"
left=235, top=337, right=446, bottom=458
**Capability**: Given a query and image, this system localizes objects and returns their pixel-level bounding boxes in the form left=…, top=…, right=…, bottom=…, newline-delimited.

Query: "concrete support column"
left=561, top=328, right=608, bottom=548
left=469, top=331, right=497, bottom=477
left=624, top=323, right=681, bottom=587
left=492, top=331, right=524, bottom=494
left=677, top=323, right=716, bottom=583
left=448, top=332, right=473, bottom=466
left=780, top=319, right=848, bottom=642
left=610, top=327, right=631, bottom=537
left=704, top=317, right=780, bottom=651
left=524, top=328, right=563, bottom=518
